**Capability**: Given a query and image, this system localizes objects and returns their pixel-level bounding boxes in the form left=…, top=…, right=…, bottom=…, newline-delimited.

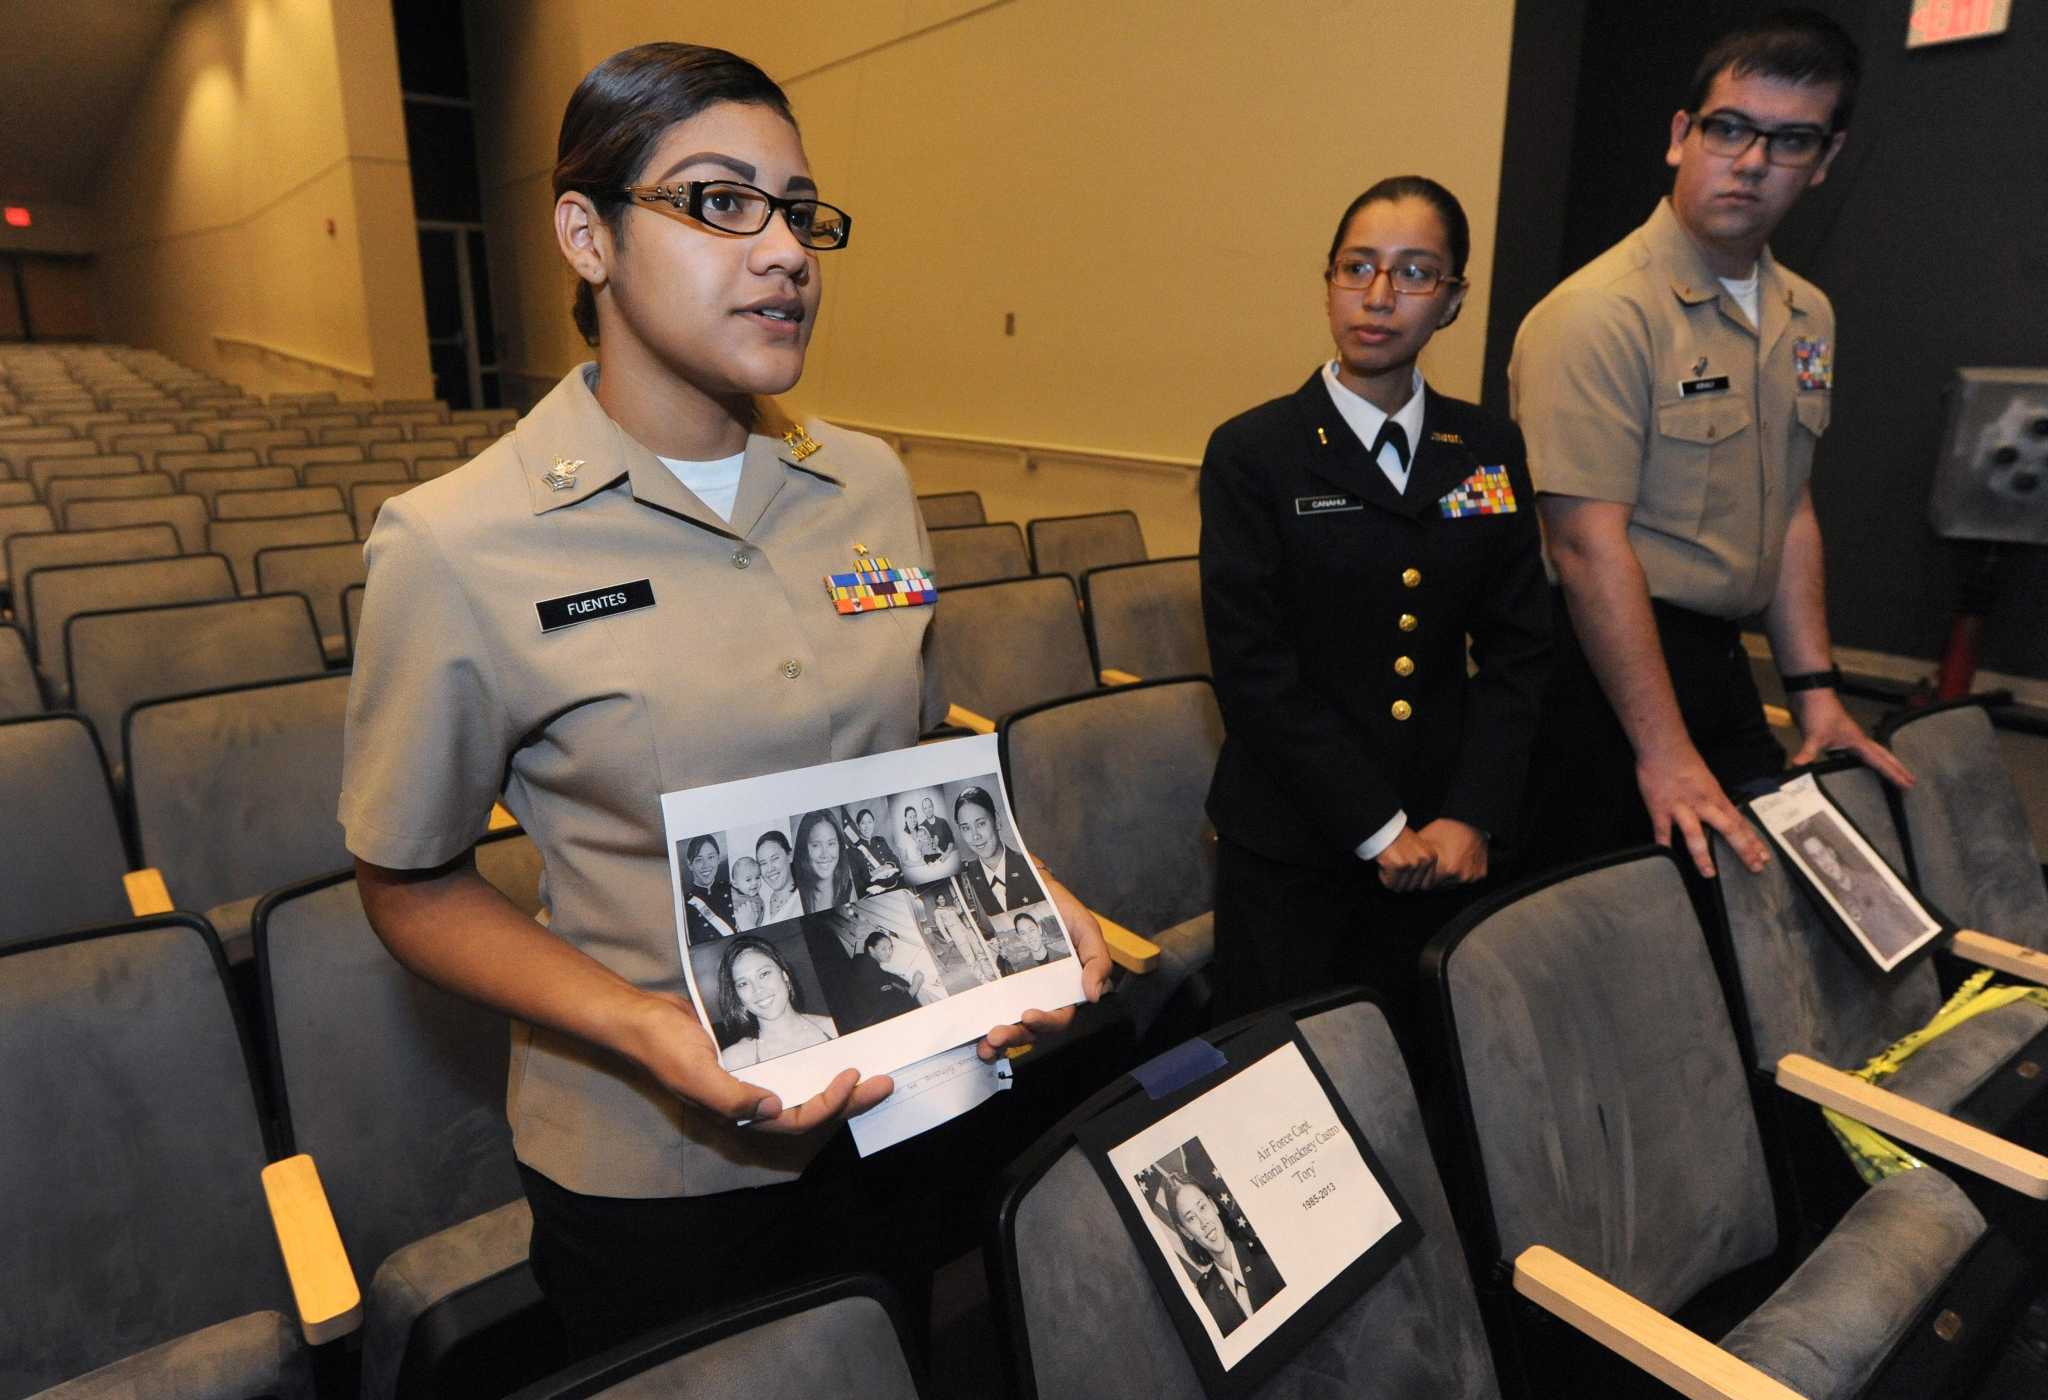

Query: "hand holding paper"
left=978, top=866, right=1113, bottom=1062
left=625, top=990, right=894, bottom=1132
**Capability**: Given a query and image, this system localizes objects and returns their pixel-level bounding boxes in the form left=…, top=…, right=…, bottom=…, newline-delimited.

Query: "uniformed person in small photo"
left=1199, top=176, right=1551, bottom=1072
left=337, top=42, right=1109, bottom=1359
left=1510, top=10, right=1911, bottom=881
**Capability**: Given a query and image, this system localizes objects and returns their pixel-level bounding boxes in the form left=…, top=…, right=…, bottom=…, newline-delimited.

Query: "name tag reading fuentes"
left=536, top=579, right=657, bottom=633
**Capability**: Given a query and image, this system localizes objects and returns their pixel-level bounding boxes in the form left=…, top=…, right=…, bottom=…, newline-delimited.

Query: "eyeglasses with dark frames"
left=1326, top=257, right=1465, bottom=295
left=1687, top=112, right=1832, bottom=168
left=619, top=180, right=853, bottom=249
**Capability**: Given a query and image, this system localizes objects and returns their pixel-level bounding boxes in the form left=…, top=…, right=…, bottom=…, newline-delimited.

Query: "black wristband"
left=1780, top=667, right=1842, bottom=693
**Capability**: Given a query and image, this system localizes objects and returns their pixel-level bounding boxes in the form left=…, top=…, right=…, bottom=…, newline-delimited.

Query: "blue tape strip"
left=1130, top=1037, right=1228, bottom=1100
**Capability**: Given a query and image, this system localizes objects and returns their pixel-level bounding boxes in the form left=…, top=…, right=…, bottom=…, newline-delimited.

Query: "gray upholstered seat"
left=1027, top=508, right=1146, bottom=582
left=7, top=522, right=180, bottom=599
left=213, top=484, right=348, bottom=521
left=0, top=918, right=312, bottom=1398
left=0, top=500, right=56, bottom=566
left=65, top=491, right=210, bottom=552
left=511, top=1275, right=921, bottom=1400
left=917, top=490, right=986, bottom=528
left=0, top=714, right=134, bottom=945
left=1885, top=701, right=2048, bottom=950
left=129, top=672, right=352, bottom=962
left=300, top=459, right=407, bottom=497
left=343, top=582, right=366, bottom=657
left=0, top=622, right=40, bottom=717
left=24, top=553, right=237, bottom=700
left=257, top=858, right=536, bottom=1398
left=997, top=996, right=1500, bottom=1399
left=0, top=479, right=35, bottom=505
left=1083, top=555, right=1207, bottom=680
left=273, top=443, right=365, bottom=474
left=412, top=455, right=468, bottom=481
left=47, top=469, right=174, bottom=521
left=68, top=592, right=325, bottom=785
left=108, top=430, right=208, bottom=467
left=162, top=448, right=260, bottom=486
left=255, top=540, right=368, bottom=660
left=930, top=521, right=1030, bottom=586
left=208, top=511, right=356, bottom=592
left=26, top=451, right=140, bottom=497
left=930, top=574, right=1096, bottom=725
left=352, top=480, right=412, bottom=536
left=1001, top=678, right=1222, bottom=1038
left=368, top=439, right=451, bottom=476
left=1715, top=763, right=2048, bottom=1119
left=185, top=464, right=298, bottom=513
left=1435, top=849, right=1987, bottom=1400
left=219, top=426, right=310, bottom=458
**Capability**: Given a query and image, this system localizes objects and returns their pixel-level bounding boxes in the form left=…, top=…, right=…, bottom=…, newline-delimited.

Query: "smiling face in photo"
left=803, top=818, right=841, bottom=876
left=958, top=799, right=1000, bottom=861
left=1174, top=1182, right=1227, bottom=1256
left=756, top=836, right=791, bottom=891
left=730, top=947, right=790, bottom=1023
left=687, top=839, right=721, bottom=889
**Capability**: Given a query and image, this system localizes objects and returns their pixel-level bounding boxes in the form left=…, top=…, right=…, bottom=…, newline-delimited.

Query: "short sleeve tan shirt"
left=339, top=365, right=944, bottom=1199
left=1509, top=199, right=1834, bottom=617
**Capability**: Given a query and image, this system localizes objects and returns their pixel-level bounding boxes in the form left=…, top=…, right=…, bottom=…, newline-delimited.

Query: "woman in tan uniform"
left=340, top=42, right=1108, bottom=1354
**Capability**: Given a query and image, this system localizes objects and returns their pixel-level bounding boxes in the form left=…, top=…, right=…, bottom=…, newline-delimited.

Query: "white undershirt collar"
left=1321, top=363, right=1428, bottom=494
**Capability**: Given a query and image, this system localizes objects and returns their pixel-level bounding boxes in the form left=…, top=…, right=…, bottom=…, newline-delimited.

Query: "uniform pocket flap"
left=1795, top=393, right=1832, bottom=436
left=1657, top=397, right=1751, bottom=446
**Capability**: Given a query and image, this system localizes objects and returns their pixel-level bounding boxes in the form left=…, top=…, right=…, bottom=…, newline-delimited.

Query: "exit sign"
left=2, top=206, right=28, bottom=228
left=1909, top=0, right=2012, bottom=46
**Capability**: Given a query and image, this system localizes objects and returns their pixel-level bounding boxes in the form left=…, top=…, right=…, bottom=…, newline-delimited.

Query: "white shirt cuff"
left=1354, top=810, right=1409, bottom=862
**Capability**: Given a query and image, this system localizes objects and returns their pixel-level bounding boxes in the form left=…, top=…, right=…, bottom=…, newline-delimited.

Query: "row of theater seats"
left=9, top=691, right=2047, bottom=1397
left=916, top=490, right=1150, bottom=590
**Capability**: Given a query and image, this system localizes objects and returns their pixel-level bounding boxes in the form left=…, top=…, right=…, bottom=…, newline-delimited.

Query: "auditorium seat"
left=109, top=429, right=209, bottom=468
left=7, top=522, right=180, bottom=602
left=917, top=489, right=986, bottom=528
left=303, top=459, right=408, bottom=497
left=256, top=841, right=563, bottom=1400
left=343, top=582, right=366, bottom=657
left=353, top=479, right=412, bottom=535
left=369, top=439, right=452, bottom=475
left=930, top=521, right=1030, bottom=587
left=1083, top=556, right=1207, bottom=683
left=93, top=420, right=176, bottom=451
left=25, top=553, right=238, bottom=701
left=162, top=446, right=261, bottom=485
left=0, top=501, right=59, bottom=580
left=128, top=672, right=352, bottom=962
left=48, top=469, right=176, bottom=522
left=255, top=540, right=368, bottom=660
left=381, top=398, right=451, bottom=420
left=210, top=511, right=357, bottom=592
left=220, top=426, right=311, bottom=459
left=1884, top=699, right=2048, bottom=951
left=1429, top=848, right=2019, bottom=1398
left=0, top=715, right=148, bottom=942
left=214, top=484, right=349, bottom=521
left=413, top=422, right=490, bottom=452
left=1711, top=761, right=2048, bottom=1232
left=269, top=391, right=340, bottom=410
left=185, top=463, right=298, bottom=512
left=1027, top=509, right=1146, bottom=583
left=67, top=491, right=211, bottom=552
left=70, top=593, right=326, bottom=785
left=1001, top=678, right=1221, bottom=1038
left=0, top=915, right=354, bottom=1397
left=0, top=479, right=34, bottom=506
left=992, top=994, right=1498, bottom=1399
left=27, top=450, right=142, bottom=497
left=197, top=415, right=276, bottom=448
left=282, top=412, right=364, bottom=435
left=449, top=407, right=517, bottom=435
left=412, top=455, right=468, bottom=481
left=4, top=438, right=97, bottom=480
left=370, top=408, right=444, bottom=433
left=321, top=424, right=404, bottom=449
left=929, top=574, right=1097, bottom=733
left=273, top=442, right=366, bottom=474
left=514, top=1276, right=916, bottom=1400
left=0, top=624, right=38, bottom=717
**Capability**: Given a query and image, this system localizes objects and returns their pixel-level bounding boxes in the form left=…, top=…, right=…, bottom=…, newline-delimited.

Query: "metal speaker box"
left=1928, top=367, right=2048, bottom=544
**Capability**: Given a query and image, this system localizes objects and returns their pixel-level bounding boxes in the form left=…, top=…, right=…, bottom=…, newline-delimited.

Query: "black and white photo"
left=1135, top=1139, right=1287, bottom=1337
left=688, top=927, right=839, bottom=1069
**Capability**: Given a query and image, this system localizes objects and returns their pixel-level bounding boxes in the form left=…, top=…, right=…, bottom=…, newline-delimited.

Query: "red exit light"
left=2, top=207, right=29, bottom=228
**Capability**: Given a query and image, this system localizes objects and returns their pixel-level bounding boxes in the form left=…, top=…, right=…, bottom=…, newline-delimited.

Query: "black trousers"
left=1521, top=588, right=1785, bottom=875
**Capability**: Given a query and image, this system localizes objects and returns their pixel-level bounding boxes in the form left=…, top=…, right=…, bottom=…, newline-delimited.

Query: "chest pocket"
left=1644, top=397, right=1752, bottom=535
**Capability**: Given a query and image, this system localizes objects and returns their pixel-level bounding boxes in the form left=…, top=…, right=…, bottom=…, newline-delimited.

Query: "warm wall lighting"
left=2, top=206, right=29, bottom=228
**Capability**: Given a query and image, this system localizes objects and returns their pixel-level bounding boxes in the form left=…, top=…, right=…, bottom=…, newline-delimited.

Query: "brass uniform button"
left=1391, top=699, right=1413, bottom=721
left=1401, top=568, right=1422, bottom=588
left=1393, top=656, right=1415, bottom=677
left=1398, top=613, right=1418, bottom=633
left=732, top=549, right=751, bottom=570
left=781, top=659, right=803, bottom=680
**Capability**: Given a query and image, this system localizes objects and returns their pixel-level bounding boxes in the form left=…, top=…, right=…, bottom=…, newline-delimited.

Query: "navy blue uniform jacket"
left=1200, top=372, right=1551, bottom=870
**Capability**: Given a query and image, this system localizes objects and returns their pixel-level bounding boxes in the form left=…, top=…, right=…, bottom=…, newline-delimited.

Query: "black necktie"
left=1370, top=419, right=1411, bottom=471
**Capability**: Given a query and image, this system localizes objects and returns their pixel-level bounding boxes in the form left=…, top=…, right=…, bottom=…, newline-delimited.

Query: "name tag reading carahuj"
left=536, top=579, right=655, bottom=632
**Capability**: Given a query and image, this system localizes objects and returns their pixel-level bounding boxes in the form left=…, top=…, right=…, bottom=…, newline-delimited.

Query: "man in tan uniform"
left=1511, top=10, right=1909, bottom=879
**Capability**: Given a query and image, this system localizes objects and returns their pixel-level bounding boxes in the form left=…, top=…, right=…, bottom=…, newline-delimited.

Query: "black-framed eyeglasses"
left=619, top=180, right=853, bottom=249
left=1687, top=112, right=1831, bottom=168
left=1326, top=257, right=1464, bottom=295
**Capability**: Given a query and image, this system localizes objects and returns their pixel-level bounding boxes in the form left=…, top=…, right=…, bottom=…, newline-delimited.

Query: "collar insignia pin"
left=1693, top=355, right=1709, bottom=376
left=782, top=425, right=822, bottom=462
left=541, top=456, right=585, bottom=491
left=1316, top=426, right=1329, bottom=446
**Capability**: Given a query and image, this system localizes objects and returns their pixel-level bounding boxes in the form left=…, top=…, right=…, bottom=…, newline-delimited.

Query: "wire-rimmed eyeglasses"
left=619, top=180, right=853, bottom=249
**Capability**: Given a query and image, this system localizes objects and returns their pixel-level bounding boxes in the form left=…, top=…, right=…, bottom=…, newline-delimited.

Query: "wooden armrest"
left=1950, top=929, right=2048, bottom=987
left=260, top=1154, right=362, bottom=1344
left=1099, top=667, right=1142, bottom=686
left=1776, top=1053, right=2048, bottom=1199
left=1762, top=703, right=1793, bottom=729
left=488, top=801, right=519, bottom=832
left=946, top=702, right=995, bottom=735
left=123, top=867, right=173, bottom=917
left=1096, top=914, right=1161, bottom=974
left=1513, top=1246, right=1804, bottom=1400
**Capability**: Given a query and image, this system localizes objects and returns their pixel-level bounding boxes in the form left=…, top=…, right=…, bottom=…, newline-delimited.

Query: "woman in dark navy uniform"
left=1200, top=176, right=1550, bottom=1071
